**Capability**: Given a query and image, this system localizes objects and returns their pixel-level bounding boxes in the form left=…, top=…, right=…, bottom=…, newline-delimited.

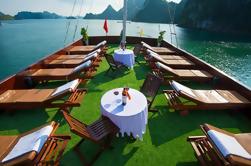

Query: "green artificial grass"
left=0, top=44, right=251, bottom=166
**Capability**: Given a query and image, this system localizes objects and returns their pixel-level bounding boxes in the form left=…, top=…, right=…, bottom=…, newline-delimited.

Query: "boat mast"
left=121, top=0, right=127, bottom=48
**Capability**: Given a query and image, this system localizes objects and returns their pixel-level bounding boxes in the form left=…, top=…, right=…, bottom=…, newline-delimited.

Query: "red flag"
left=103, top=18, right=108, bottom=34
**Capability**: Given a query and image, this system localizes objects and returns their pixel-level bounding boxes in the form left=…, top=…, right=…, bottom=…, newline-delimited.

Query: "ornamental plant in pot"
left=157, top=30, right=166, bottom=47
left=81, top=27, right=89, bottom=45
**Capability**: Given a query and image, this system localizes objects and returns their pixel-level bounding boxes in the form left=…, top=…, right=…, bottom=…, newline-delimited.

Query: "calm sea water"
left=0, top=19, right=250, bottom=88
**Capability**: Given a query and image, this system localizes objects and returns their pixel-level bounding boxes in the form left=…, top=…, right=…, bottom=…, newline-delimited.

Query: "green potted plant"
left=81, top=27, right=89, bottom=45
left=157, top=30, right=166, bottom=46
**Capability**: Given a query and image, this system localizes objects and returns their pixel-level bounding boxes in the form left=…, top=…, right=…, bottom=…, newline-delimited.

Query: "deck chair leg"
left=104, top=134, right=114, bottom=149
left=148, top=109, right=158, bottom=113
left=148, top=104, right=158, bottom=113
left=105, top=67, right=112, bottom=75
left=89, top=147, right=105, bottom=166
left=73, top=138, right=107, bottom=166
left=73, top=139, right=90, bottom=166
left=74, top=147, right=90, bottom=166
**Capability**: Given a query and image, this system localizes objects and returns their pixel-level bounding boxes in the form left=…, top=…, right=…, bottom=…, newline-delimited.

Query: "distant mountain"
left=84, top=0, right=181, bottom=23
left=177, top=0, right=251, bottom=34
left=84, top=0, right=145, bottom=20
left=121, top=0, right=145, bottom=20
left=84, top=5, right=122, bottom=20
left=0, top=12, right=14, bottom=20
left=133, top=0, right=181, bottom=23
left=66, top=16, right=77, bottom=19
left=14, top=11, right=63, bottom=20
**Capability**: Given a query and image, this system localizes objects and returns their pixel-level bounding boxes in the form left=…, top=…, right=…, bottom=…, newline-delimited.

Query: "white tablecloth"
left=100, top=88, right=148, bottom=139
left=114, top=49, right=135, bottom=68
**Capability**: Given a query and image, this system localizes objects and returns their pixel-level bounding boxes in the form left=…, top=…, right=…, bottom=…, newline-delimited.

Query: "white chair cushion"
left=208, top=130, right=251, bottom=159
left=84, top=53, right=98, bottom=62
left=147, top=50, right=163, bottom=61
left=156, top=62, right=175, bottom=74
left=94, top=40, right=106, bottom=50
left=72, top=60, right=92, bottom=73
left=2, top=125, right=53, bottom=162
left=147, top=49, right=157, bottom=56
left=141, top=42, right=152, bottom=50
left=171, top=81, right=197, bottom=98
left=86, top=49, right=100, bottom=57
left=51, top=79, right=79, bottom=97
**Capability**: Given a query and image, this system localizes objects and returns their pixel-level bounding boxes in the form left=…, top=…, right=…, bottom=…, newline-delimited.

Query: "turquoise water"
left=0, top=19, right=250, bottom=88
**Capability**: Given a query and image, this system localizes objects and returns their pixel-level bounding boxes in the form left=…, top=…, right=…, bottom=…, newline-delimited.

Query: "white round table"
left=114, top=49, right=135, bottom=68
left=100, top=88, right=148, bottom=140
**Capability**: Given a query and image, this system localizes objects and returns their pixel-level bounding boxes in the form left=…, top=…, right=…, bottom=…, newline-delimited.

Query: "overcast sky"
left=0, top=0, right=182, bottom=16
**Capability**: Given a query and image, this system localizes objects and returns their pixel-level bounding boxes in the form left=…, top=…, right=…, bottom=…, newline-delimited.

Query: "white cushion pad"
left=156, top=62, right=175, bottom=73
left=2, top=125, right=53, bottom=162
left=51, top=79, right=79, bottom=97
left=171, top=81, right=196, bottom=98
left=94, top=40, right=106, bottom=50
left=141, top=42, right=152, bottom=50
left=87, top=49, right=100, bottom=57
left=72, top=60, right=92, bottom=73
left=84, top=53, right=98, bottom=62
left=208, top=130, right=251, bottom=159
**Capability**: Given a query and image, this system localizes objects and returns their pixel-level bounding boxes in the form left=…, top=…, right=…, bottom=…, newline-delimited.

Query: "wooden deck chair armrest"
left=152, top=68, right=160, bottom=73
left=51, top=122, right=60, bottom=135
left=163, top=90, right=182, bottom=106
left=152, top=70, right=165, bottom=81
left=50, top=135, right=71, bottom=141
left=65, top=88, right=87, bottom=106
left=35, top=134, right=71, bottom=165
left=163, top=90, right=177, bottom=94
left=187, top=135, right=207, bottom=141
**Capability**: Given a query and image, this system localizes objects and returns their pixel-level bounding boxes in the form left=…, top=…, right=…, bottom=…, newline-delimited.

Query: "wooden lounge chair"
left=0, top=121, right=70, bottom=165
left=19, top=60, right=97, bottom=82
left=0, top=79, right=86, bottom=110
left=68, top=40, right=107, bottom=55
left=146, top=49, right=195, bottom=68
left=154, top=62, right=213, bottom=82
left=147, top=49, right=187, bottom=60
left=140, top=73, right=162, bottom=112
left=56, top=49, right=101, bottom=60
left=43, top=50, right=101, bottom=68
left=62, top=110, right=119, bottom=165
left=104, top=54, right=128, bottom=76
left=187, top=124, right=251, bottom=166
left=163, top=81, right=251, bottom=113
left=141, top=41, right=176, bottom=55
